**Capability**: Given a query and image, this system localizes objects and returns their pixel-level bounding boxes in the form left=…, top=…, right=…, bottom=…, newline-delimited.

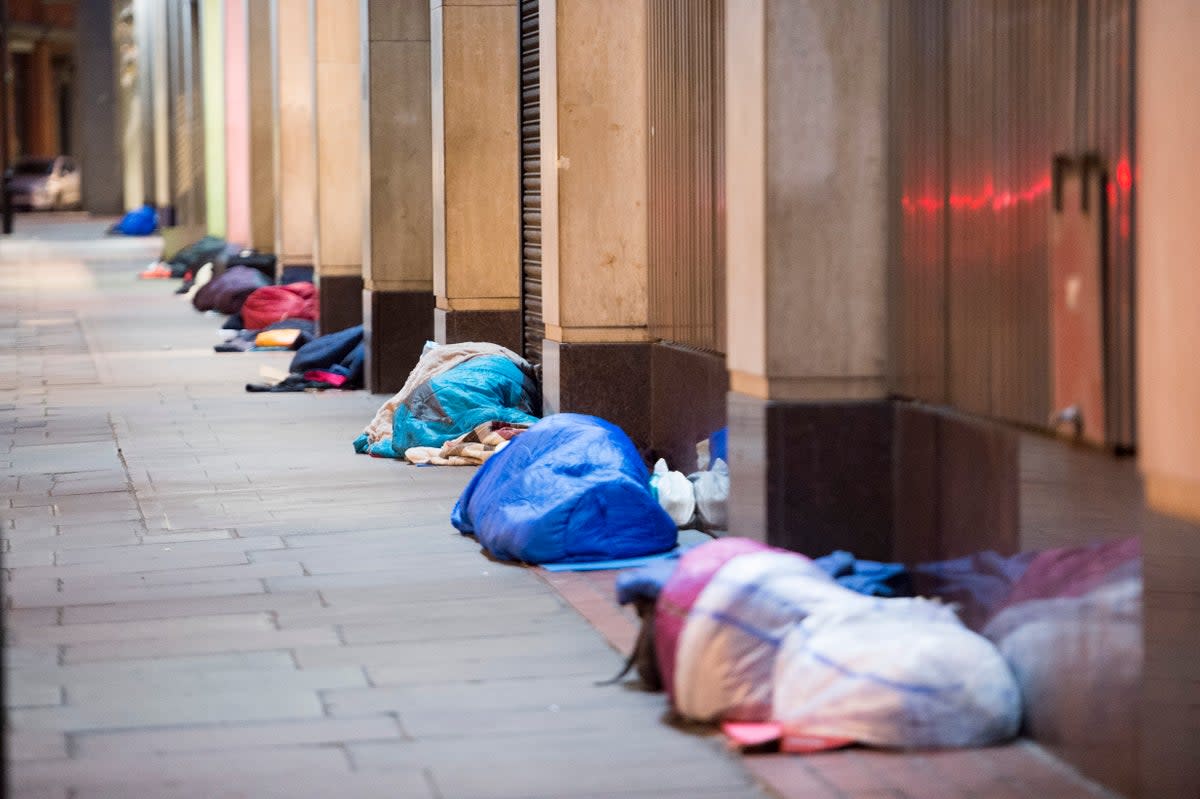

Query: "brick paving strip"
left=0, top=219, right=1122, bottom=798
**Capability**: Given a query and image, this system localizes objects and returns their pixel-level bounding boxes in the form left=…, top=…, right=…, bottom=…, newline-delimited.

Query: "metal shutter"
left=519, top=0, right=543, bottom=365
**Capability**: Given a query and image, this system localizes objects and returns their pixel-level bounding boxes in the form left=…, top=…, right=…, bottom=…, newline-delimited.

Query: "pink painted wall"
left=224, top=0, right=252, bottom=245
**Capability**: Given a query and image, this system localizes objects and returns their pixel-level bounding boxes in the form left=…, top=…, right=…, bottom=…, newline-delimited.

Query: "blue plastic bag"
left=114, top=204, right=159, bottom=236
left=452, top=414, right=678, bottom=565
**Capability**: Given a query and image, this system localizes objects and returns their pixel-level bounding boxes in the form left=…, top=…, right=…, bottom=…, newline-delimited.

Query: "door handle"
left=1052, top=152, right=1106, bottom=213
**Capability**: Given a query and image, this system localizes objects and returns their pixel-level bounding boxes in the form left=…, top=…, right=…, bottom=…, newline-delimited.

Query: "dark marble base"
left=434, top=308, right=522, bottom=353
left=318, top=275, right=364, bottom=335
left=542, top=340, right=652, bottom=452
left=727, top=396, right=897, bottom=559
left=649, top=343, right=728, bottom=472
left=363, top=289, right=434, bottom=395
left=1142, top=506, right=1200, bottom=799
left=894, top=403, right=1021, bottom=562
left=727, top=396, right=1019, bottom=562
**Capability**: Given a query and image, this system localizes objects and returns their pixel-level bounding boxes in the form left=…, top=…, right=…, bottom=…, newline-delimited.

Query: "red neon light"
left=900, top=174, right=1051, bottom=215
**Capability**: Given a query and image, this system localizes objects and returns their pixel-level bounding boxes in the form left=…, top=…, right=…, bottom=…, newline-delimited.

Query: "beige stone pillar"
left=538, top=0, right=653, bottom=444
left=248, top=0, right=276, bottom=251
left=224, top=0, right=251, bottom=244
left=1138, top=1, right=1200, bottom=526
left=430, top=0, right=521, bottom=349
left=273, top=0, right=317, bottom=270
left=28, top=41, right=59, bottom=157
left=1136, top=4, right=1200, bottom=798
left=724, top=0, right=889, bottom=544
left=361, top=0, right=434, bottom=392
left=313, top=0, right=364, bottom=332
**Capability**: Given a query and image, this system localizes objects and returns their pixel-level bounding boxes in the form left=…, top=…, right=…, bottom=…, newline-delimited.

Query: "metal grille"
left=647, top=0, right=725, bottom=354
left=888, top=0, right=1134, bottom=447
left=519, top=0, right=543, bottom=365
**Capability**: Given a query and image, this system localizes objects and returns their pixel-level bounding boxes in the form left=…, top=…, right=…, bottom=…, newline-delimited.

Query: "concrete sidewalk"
left=0, top=221, right=764, bottom=798
left=1, top=218, right=1120, bottom=799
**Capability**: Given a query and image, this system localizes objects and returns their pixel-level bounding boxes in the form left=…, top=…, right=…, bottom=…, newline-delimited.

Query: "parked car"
left=3, top=156, right=82, bottom=211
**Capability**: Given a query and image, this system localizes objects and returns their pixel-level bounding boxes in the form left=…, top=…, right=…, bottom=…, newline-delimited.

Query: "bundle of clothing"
left=404, top=421, right=530, bottom=466
left=245, top=325, right=365, bottom=392
left=354, top=341, right=539, bottom=460
left=194, top=266, right=270, bottom=315
left=140, top=236, right=232, bottom=279
left=217, top=319, right=317, bottom=353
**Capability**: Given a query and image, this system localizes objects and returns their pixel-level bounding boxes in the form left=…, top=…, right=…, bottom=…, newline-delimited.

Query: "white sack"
left=772, top=599, right=1021, bottom=749
left=673, top=550, right=855, bottom=722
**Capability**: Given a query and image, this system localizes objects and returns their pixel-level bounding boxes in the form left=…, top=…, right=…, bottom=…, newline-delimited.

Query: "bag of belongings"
left=354, top=342, right=539, bottom=459
left=771, top=598, right=1021, bottom=750
left=193, top=265, right=270, bottom=315
left=655, top=537, right=770, bottom=705
left=673, top=549, right=851, bottom=722
left=645, top=538, right=1020, bottom=752
left=650, top=459, right=696, bottom=528
left=223, top=250, right=276, bottom=283
left=111, top=204, right=158, bottom=236
left=451, top=413, right=678, bottom=565
left=982, top=539, right=1140, bottom=746
left=244, top=326, right=364, bottom=391
left=218, top=319, right=316, bottom=353
left=689, top=458, right=729, bottom=530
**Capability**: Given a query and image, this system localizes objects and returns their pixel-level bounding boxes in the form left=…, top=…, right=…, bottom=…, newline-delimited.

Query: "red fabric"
left=240, top=283, right=318, bottom=330
left=654, top=537, right=770, bottom=708
left=303, top=370, right=347, bottom=387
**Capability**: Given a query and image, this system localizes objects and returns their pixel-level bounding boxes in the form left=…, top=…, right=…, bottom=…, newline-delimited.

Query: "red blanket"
left=241, top=283, right=318, bottom=330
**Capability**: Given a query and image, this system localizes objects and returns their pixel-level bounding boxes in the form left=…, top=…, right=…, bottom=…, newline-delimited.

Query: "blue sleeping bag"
left=452, top=414, right=678, bottom=564
left=113, top=204, right=159, bottom=236
left=290, top=325, right=363, bottom=373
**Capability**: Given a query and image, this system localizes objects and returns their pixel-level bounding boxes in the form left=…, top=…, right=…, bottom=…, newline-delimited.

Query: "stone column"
left=1138, top=2, right=1200, bottom=527
left=361, top=0, right=434, bottom=392
left=75, top=0, right=124, bottom=214
left=724, top=0, right=890, bottom=548
left=247, top=0, right=275, bottom=251
left=27, top=41, right=58, bottom=156
left=201, top=0, right=227, bottom=238
left=131, top=0, right=169, bottom=214
left=430, top=0, right=521, bottom=350
left=223, top=0, right=251, bottom=245
left=313, top=0, right=363, bottom=333
left=538, top=0, right=653, bottom=445
left=1136, top=4, right=1200, bottom=797
left=273, top=0, right=317, bottom=272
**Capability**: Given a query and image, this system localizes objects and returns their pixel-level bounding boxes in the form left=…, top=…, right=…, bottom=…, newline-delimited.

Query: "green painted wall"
left=201, top=0, right=227, bottom=237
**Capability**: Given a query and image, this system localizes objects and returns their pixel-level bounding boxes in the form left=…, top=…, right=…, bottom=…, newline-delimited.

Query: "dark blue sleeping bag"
left=290, top=325, right=363, bottom=373
left=451, top=414, right=678, bottom=565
